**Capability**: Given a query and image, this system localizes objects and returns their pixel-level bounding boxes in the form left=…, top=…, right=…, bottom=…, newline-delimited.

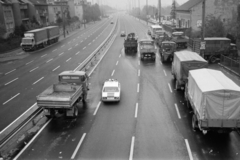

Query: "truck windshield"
left=22, top=38, right=33, bottom=44
left=103, top=87, right=119, bottom=92
left=140, top=42, right=154, bottom=48
left=60, top=76, right=83, bottom=83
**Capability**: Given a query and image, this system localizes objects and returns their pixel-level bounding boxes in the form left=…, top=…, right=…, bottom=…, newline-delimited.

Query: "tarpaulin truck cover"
left=188, top=69, right=240, bottom=121
left=173, top=50, right=208, bottom=81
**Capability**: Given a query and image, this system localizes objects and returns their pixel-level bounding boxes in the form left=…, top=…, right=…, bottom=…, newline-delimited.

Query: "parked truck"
left=37, top=71, right=89, bottom=118
left=21, top=26, right=60, bottom=51
left=159, top=41, right=176, bottom=63
left=139, top=39, right=157, bottom=61
left=185, top=69, right=240, bottom=134
left=124, top=33, right=138, bottom=53
left=172, top=50, right=208, bottom=90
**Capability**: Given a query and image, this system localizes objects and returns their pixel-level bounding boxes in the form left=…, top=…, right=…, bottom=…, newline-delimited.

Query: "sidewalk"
left=0, top=22, right=93, bottom=64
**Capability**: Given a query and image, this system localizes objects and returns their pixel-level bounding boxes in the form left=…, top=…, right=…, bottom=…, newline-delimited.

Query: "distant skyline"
left=89, top=0, right=189, bottom=9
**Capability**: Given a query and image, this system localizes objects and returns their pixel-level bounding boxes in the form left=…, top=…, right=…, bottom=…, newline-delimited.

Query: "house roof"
left=176, top=0, right=202, bottom=12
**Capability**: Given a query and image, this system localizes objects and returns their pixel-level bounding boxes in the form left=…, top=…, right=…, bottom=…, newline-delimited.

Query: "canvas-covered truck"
left=171, top=31, right=188, bottom=50
left=185, top=69, right=240, bottom=134
left=172, top=50, right=208, bottom=90
left=37, top=71, right=89, bottom=118
left=45, top=26, right=60, bottom=45
left=124, top=33, right=138, bottom=53
left=21, top=26, right=60, bottom=51
left=159, top=41, right=176, bottom=63
left=139, top=39, right=157, bottom=61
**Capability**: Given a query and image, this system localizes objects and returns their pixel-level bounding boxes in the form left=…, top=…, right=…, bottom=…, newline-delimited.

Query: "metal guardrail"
left=0, top=18, right=118, bottom=150
left=219, top=55, right=240, bottom=76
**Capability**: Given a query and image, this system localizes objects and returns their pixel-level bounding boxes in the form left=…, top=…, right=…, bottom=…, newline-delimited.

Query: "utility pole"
left=146, top=0, right=148, bottom=25
left=158, top=0, right=161, bottom=25
left=200, top=0, right=206, bottom=57
left=138, top=0, right=140, bottom=19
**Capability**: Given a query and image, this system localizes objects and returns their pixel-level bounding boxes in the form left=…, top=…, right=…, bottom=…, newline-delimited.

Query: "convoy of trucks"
left=37, top=71, right=89, bottom=118
left=185, top=69, right=240, bottom=134
left=21, top=26, right=60, bottom=51
left=172, top=50, right=208, bottom=90
left=124, top=33, right=138, bottom=53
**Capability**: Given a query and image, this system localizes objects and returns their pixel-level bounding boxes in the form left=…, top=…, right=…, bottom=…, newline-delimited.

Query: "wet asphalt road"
left=14, top=14, right=240, bottom=160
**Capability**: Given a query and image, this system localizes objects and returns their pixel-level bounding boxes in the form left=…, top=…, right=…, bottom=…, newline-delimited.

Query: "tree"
left=171, top=0, right=176, bottom=19
left=204, top=14, right=225, bottom=37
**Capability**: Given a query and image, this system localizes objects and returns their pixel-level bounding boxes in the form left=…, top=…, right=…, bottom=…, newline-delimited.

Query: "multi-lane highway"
left=2, top=13, right=240, bottom=160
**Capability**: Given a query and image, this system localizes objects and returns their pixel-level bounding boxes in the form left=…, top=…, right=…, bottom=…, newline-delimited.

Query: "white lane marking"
left=116, top=61, right=118, bottom=65
left=71, top=133, right=87, bottom=159
left=59, top=52, right=64, bottom=56
left=68, top=41, right=71, bottom=44
left=111, top=70, right=115, bottom=76
left=3, top=93, right=20, bottom=105
left=52, top=49, right=57, bottom=52
left=138, top=60, right=140, bottom=65
left=75, top=43, right=79, bottom=46
left=163, top=70, right=167, bottom=76
left=25, top=60, right=33, bottom=65
left=73, top=38, right=76, bottom=41
left=83, top=47, right=86, bottom=50
left=0, top=103, right=37, bottom=134
left=137, top=83, right=140, bottom=93
left=185, top=139, right=193, bottom=160
left=75, top=51, right=80, bottom=55
left=129, top=136, right=135, bottom=160
left=5, top=69, right=16, bottom=75
left=66, top=58, right=72, bottom=62
left=33, top=77, right=44, bottom=85
left=68, top=47, right=72, bottom=50
left=13, top=119, right=52, bottom=160
left=93, top=101, right=101, bottom=115
left=52, top=66, right=60, bottom=71
left=88, top=42, right=91, bottom=45
left=85, top=38, right=87, bottom=40
left=78, top=36, right=79, bottom=38
left=61, top=45, right=65, bottom=47
left=168, top=83, right=172, bottom=93
left=41, top=54, right=47, bottom=58
left=46, top=59, right=53, bottom=63
left=138, top=70, right=140, bottom=77
left=81, top=40, right=83, bottom=43
left=119, top=54, right=121, bottom=58
left=29, top=67, right=39, bottom=72
left=135, top=103, right=138, bottom=118
left=159, top=61, right=162, bottom=65
left=175, top=103, right=181, bottom=119
left=5, top=78, right=18, bottom=86
left=93, top=39, right=95, bottom=42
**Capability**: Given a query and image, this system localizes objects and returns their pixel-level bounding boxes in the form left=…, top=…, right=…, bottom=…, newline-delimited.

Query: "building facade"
left=176, top=0, right=239, bottom=33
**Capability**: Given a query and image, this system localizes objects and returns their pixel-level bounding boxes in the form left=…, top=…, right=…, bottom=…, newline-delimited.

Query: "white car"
left=102, top=79, right=121, bottom=102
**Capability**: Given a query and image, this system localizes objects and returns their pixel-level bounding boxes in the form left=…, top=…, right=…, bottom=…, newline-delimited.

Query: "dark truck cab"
left=124, top=33, right=138, bottom=53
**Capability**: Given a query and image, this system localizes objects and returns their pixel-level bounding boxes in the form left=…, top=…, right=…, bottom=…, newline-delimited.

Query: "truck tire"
left=192, top=114, right=198, bottom=131
left=82, top=93, right=87, bottom=103
left=210, top=56, right=217, bottom=64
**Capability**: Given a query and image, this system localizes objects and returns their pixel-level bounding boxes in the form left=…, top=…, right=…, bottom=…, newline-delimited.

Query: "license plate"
left=107, top=97, right=114, bottom=100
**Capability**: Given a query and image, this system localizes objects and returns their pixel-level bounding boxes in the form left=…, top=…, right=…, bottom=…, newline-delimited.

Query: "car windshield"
left=103, top=87, right=119, bottom=92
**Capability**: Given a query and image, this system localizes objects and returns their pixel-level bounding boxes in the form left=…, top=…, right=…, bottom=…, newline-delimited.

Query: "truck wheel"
left=175, top=80, right=180, bottom=90
left=192, top=115, right=198, bottom=131
left=210, top=56, right=217, bottom=64
left=82, top=94, right=87, bottom=103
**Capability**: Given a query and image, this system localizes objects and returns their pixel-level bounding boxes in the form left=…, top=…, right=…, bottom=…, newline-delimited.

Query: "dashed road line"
left=116, top=61, right=118, bottom=65
left=93, top=101, right=101, bottom=115
left=135, top=103, right=138, bottom=118
left=25, top=60, right=33, bottom=65
left=75, top=51, right=80, bottom=55
left=68, top=47, right=72, bottom=50
left=71, top=133, right=87, bottom=159
left=3, top=93, right=20, bottom=105
left=75, top=43, right=79, bottom=46
left=52, top=66, right=60, bottom=71
left=29, top=67, right=39, bottom=72
left=5, top=78, right=18, bottom=86
left=163, top=70, right=167, bottom=76
left=5, top=69, right=16, bottom=75
left=52, top=49, right=57, bottom=52
left=46, top=59, right=53, bottom=63
left=129, top=136, right=135, bottom=160
left=88, top=42, right=91, bottom=45
left=168, top=83, right=172, bottom=93
left=111, top=70, right=115, bottom=76
left=83, top=47, right=86, bottom=50
left=59, top=52, right=64, bottom=56
left=33, top=77, right=44, bottom=85
left=138, top=60, right=140, bottom=65
left=119, top=54, right=121, bottom=58
left=138, top=70, right=140, bottom=76
left=41, top=54, right=47, bottom=58
left=137, top=83, right=140, bottom=93
left=66, top=58, right=72, bottom=62
left=185, top=139, right=193, bottom=160
left=61, top=45, right=65, bottom=47
left=175, top=103, right=181, bottom=119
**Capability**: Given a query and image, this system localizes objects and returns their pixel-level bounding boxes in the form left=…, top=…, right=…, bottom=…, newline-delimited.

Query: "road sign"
left=200, top=41, right=206, bottom=50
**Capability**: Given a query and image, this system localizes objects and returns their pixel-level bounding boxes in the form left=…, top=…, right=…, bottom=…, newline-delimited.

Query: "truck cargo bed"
left=37, top=84, right=82, bottom=108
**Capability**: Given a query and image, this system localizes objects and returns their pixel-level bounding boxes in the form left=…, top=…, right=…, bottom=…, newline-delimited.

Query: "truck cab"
left=171, top=32, right=188, bottom=49
left=159, top=41, right=176, bottom=63
left=139, top=39, right=157, bottom=61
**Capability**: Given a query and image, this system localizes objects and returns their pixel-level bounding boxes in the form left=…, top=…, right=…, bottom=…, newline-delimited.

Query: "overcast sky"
left=90, top=0, right=189, bottom=9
